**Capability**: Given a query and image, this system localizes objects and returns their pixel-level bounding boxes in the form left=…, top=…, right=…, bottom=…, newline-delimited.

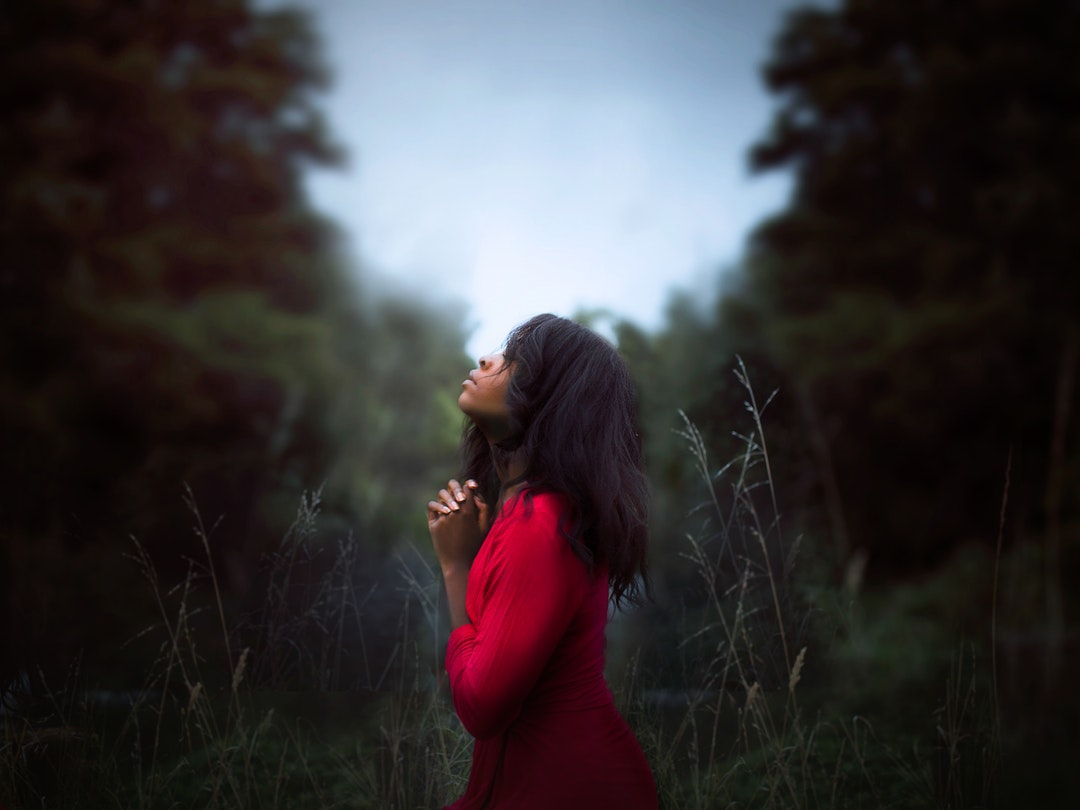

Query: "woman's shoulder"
left=486, top=489, right=583, bottom=574
left=491, top=488, right=568, bottom=539
left=512, top=488, right=568, bottom=521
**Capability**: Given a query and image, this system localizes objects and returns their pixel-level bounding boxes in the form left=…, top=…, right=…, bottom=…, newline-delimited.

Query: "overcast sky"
left=289, top=0, right=810, bottom=356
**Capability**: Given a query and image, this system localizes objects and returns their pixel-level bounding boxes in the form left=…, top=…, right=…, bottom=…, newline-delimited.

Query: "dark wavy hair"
left=461, top=314, right=649, bottom=608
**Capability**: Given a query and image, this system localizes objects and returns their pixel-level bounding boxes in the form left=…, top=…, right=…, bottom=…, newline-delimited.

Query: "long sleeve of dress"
left=445, top=495, right=586, bottom=740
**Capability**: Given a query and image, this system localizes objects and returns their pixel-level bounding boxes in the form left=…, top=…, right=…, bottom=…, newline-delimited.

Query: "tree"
left=745, top=0, right=1080, bottom=573
left=0, top=0, right=469, bottom=684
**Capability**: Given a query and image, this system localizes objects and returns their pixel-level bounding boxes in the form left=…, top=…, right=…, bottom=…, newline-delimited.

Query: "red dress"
left=444, top=491, right=657, bottom=809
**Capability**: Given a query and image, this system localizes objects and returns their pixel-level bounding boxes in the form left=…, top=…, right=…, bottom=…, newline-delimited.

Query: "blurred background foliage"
left=0, top=0, right=469, bottom=686
left=1, top=0, right=1077, bottom=798
left=626, top=0, right=1079, bottom=580
left=745, top=0, right=1080, bottom=575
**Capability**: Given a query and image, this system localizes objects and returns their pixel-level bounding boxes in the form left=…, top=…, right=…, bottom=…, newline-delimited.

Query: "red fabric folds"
left=444, top=492, right=656, bottom=810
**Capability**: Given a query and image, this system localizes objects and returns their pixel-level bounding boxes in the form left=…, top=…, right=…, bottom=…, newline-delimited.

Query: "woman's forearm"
left=442, top=565, right=472, bottom=630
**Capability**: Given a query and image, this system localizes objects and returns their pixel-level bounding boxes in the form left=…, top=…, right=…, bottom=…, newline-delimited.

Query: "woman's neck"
left=492, top=446, right=528, bottom=504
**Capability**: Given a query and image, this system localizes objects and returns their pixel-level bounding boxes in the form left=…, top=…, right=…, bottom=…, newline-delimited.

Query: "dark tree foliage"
left=0, top=0, right=469, bottom=685
left=616, top=291, right=793, bottom=564
left=744, top=0, right=1080, bottom=571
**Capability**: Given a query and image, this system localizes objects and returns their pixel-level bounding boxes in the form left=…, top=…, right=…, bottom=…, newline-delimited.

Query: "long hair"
left=461, top=314, right=649, bottom=608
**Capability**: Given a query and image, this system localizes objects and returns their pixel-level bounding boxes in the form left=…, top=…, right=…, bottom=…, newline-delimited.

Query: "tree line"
left=2, top=0, right=1076, bottom=690
left=0, top=0, right=468, bottom=686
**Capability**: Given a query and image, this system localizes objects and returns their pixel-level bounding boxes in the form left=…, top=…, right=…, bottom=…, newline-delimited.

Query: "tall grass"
left=611, top=359, right=1003, bottom=809
left=0, top=483, right=470, bottom=809
left=0, top=360, right=1015, bottom=808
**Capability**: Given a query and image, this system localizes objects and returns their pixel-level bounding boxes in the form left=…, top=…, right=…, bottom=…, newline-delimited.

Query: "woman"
left=427, top=314, right=657, bottom=809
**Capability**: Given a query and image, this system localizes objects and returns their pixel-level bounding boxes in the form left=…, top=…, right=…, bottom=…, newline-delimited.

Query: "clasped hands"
left=427, top=479, right=490, bottom=577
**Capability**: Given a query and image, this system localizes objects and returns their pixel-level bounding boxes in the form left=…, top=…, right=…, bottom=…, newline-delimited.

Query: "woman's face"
left=458, top=352, right=512, bottom=437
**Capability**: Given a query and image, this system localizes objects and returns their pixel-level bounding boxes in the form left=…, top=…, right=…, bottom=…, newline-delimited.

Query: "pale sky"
left=288, top=0, right=808, bottom=356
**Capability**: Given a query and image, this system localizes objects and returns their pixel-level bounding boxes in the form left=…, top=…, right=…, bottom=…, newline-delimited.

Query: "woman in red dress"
left=427, top=313, right=657, bottom=809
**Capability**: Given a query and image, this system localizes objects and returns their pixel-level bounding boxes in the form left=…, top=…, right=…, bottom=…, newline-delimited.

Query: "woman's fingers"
left=474, top=496, right=490, bottom=535
left=429, top=479, right=481, bottom=529
left=438, top=480, right=470, bottom=511
left=448, top=479, right=467, bottom=503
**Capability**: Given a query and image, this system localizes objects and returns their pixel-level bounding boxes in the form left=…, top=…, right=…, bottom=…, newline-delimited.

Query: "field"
left=2, top=382, right=1074, bottom=809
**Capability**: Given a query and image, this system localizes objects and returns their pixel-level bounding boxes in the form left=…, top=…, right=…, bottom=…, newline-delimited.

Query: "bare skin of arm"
left=428, top=479, right=489, bottom=630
